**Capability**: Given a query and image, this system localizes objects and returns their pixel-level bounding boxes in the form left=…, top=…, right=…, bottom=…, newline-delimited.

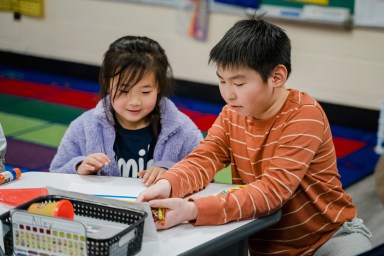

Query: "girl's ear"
left=270, top=64, right=288, bottom=88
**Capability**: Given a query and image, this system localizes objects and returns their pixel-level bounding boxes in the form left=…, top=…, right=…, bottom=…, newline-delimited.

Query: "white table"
left=0, top=172, right=281, bottom=256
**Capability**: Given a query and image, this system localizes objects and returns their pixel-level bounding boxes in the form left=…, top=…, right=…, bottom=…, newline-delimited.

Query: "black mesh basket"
left=0, top=195, right=147, bottom=256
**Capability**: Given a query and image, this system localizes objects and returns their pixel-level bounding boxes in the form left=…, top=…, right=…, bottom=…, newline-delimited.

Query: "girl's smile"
left=111, top=72, right=159, bottom=130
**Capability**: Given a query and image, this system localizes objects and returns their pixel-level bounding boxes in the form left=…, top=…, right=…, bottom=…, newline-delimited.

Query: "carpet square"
left=12, top=124, right=68, bottom=148
left=0, top=112, right=47, bottom=136
left=5, top=139, right=57, bottom=171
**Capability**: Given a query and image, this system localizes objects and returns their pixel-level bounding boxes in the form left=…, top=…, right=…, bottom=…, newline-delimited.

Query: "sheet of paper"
left=67, top=182, right=144, bottom=199
left=354, top=0, right=384, bottom=28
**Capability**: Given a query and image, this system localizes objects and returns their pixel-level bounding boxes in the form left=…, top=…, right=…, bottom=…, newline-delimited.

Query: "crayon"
left=151, top=207, right=166, bottom=226
left=220, top=184, right=247, bottom=194
left=158, top=208, right=166, bottom=226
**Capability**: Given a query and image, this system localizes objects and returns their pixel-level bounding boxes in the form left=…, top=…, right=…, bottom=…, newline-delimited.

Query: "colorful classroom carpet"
left=0, top=66, right=380, bottom=187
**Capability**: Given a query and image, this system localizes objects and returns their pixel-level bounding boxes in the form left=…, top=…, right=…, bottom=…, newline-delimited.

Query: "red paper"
left=0, top=187, right=49, bottom=206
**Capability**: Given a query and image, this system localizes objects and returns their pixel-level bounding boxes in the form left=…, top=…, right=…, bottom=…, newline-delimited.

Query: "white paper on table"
left=67, top=182, right=144, bottom=200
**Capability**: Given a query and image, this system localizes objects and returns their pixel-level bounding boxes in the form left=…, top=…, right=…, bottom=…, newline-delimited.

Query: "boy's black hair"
left=99, top=36, right=175, bottom=137
left=209, top=17, right=291, bottom=82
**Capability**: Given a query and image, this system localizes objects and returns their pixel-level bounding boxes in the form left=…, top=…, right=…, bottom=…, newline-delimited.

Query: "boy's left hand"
left=138, top=166, right=167, bottom=186
left=149, top=198, right=198, bottom=230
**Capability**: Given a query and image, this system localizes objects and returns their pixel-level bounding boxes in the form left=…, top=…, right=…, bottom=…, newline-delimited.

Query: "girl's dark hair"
left=209, top=17, right=291, bottom=82
left=99, top=36, right=175, bottom=137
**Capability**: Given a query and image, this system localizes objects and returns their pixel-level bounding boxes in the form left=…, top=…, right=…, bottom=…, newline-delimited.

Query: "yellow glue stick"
left=28, top=199, right=74, bottom=220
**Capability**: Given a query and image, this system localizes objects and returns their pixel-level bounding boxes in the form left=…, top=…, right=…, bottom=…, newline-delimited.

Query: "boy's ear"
left=270, top=64, right=288, bottom=88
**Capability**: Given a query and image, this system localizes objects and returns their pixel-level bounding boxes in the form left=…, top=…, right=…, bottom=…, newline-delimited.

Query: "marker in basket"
left=0, top=167, right=21, bottom=185
left=27, top=199, right=75, bottom=220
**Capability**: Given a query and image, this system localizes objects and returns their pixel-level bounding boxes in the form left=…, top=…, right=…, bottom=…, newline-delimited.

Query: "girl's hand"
left=136, top=179, right=171, bottom=202
left=138, top=166, right=167, bottom=186
left=76, top=153, right=111, bottom=175
left=149, top=198, right=198, bottom=230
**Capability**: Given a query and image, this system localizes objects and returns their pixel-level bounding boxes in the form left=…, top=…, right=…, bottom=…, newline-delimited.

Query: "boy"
left=137, top=17, right=373, bottom=255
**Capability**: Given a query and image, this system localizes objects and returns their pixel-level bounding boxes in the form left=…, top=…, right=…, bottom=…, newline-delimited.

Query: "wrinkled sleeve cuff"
left=189, top=196, right=223, bottom=226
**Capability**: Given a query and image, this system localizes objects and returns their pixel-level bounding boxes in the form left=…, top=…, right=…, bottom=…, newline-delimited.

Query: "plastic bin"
left=0, top=195, right=147, bottom=256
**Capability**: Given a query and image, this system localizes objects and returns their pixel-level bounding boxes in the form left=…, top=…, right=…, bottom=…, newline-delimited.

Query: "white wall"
left=0, top=0, right=383, bottom=110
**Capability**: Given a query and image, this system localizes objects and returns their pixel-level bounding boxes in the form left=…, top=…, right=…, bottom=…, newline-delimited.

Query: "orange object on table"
left=0, top=168, right=22, bottom=185
left=27, top=199, right=74, bottom=220
left=0, top=187, right=49, bottom=206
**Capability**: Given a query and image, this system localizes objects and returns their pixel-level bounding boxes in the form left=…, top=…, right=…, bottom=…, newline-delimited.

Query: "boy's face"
left=110, top=72, right=159, bottom=130
left=216, top=66, right=278, bottom=120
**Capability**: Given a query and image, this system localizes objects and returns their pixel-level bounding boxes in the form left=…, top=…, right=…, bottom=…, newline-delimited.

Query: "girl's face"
left=110, top=72, right=159, bottom=130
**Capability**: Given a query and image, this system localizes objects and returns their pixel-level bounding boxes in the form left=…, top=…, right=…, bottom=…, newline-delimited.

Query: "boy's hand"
left=136, top=179, right=171, bottom=202
left=76, top=153, right=111, bottom=175
left=138, top=166, right=167, bottom=186
left=149, top=198, right=198, bottom=230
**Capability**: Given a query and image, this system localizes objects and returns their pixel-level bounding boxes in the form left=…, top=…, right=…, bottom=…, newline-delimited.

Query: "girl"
left=50, top=36, right=203, bottom=186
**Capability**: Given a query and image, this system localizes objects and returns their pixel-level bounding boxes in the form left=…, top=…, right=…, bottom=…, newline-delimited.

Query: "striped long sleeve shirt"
left=160, top=89, right=356, bottom=255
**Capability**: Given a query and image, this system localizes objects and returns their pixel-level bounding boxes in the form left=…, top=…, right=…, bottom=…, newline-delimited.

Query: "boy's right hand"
left=136, top=179, right=172, bottom=202
left=76, top=153, right=111, bottom=175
